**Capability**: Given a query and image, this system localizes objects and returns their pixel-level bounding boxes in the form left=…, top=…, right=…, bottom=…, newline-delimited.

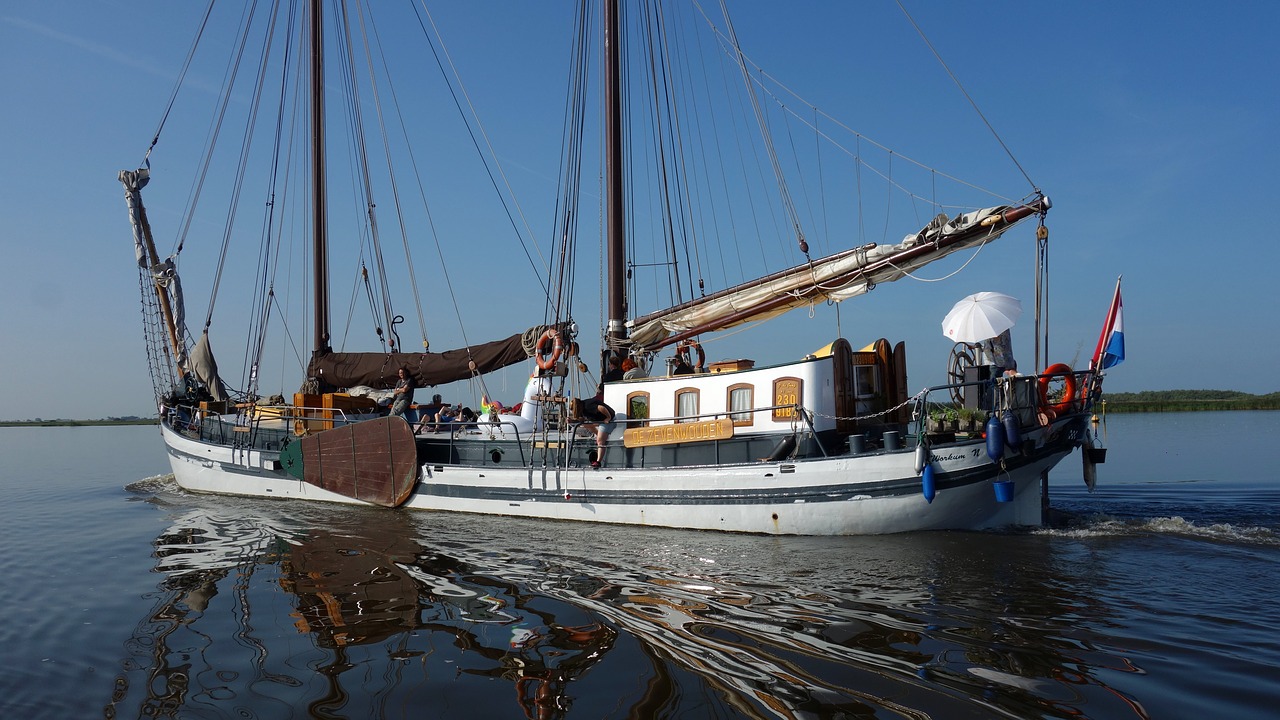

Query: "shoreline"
left=1103, top=403, right=1280, bottom=413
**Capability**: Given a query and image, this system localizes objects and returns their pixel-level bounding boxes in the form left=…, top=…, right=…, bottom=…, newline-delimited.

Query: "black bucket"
left=1086, top=447, right=1107, bottom=464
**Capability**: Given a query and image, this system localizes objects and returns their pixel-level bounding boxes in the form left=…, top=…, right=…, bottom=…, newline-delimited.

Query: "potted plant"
left=927, top=406, right=960, bottom=433
left=957, top=407, right=984, bottom=434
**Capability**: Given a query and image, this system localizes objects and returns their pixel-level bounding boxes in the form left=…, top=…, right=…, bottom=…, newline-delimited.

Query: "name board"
left=623, top=418, right=735, bottom=449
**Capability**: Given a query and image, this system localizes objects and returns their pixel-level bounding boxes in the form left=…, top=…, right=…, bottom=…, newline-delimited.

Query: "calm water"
left=2, top=411, right=1278, bottom=719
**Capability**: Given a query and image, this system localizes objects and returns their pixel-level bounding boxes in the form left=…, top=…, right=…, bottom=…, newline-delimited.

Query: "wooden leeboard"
left=295, top=416, right=419, bottom=507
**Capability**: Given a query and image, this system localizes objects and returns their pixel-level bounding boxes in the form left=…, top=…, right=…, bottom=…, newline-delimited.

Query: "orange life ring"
left=676, top=339, right=705, bottom=370
left=535, top=329, right=563, bottom=370
left=1038, top=363, right=1077, bottom=416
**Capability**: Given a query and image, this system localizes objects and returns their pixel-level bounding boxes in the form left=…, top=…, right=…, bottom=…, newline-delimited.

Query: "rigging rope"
left=717, top=0, right=808, bottom=258
left=189, top=0, right=271, bottom=321
left=244, top=0, right=299, bottom=397
left=640, top=0, right=688, bottom=308
left=409, top=1, right=553, bottom=302
left=893, top=0, right=1039, bottom=193
left=357, top=4, right=432, bottom=348
left=689, top=0, right=1017, bottom=205
left=333, top=3, right=400, bottom=352
left=140, top=0, right=217, bottom=169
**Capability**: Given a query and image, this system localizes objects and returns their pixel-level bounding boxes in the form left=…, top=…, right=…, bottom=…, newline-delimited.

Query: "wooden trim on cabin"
left=771, top=377, right=802, bottom=422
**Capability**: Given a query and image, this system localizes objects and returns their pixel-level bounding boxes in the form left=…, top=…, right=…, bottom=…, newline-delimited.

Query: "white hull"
left=159, top=416, right=1080, bottom=535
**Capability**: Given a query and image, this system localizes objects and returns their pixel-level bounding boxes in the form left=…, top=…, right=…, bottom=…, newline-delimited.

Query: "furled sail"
left=120, top=168, right=150, bottom=269
left=627, top=199, right=1048, bottom=351
left=307, top=331, right=536, bottom=390
left=151, top=258, right=187, bottom=366
left=190, top=331, right=228, bottom=401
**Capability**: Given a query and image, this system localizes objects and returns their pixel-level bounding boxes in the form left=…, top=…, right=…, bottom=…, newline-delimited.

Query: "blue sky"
left=2, top=1, right=1277, bottom=422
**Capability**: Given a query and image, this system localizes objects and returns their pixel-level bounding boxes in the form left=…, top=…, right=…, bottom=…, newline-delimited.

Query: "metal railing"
left=163, top=402, right=372, bottom=453
left=915, top=367, right=1100, bottom=435
left=420, top=419, right=530, bottom=466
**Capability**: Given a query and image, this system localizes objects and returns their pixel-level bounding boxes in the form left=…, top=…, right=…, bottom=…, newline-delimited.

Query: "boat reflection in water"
left=109, top=499, right=1149, bottom=718
left=110, top=507, right=617, bottom=719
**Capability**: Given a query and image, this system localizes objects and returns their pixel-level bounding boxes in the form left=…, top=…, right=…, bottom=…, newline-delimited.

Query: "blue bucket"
left=992, top=479, right=1015, bottom=502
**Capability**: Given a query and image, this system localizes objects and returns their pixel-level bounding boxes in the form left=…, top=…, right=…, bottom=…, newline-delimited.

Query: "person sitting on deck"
left=671, top=354, right=694, bottom=376
left=432, top=404, right=458, bottom=431
left=622, top=356, right=647, bottom=380
left=415, top=393, right=447, bottom=432
left=602, top=355, right=625, bottom=383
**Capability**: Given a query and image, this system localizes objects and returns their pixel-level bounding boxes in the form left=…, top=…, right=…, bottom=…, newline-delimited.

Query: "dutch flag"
left=1092, top=278, right=1125, bottom=370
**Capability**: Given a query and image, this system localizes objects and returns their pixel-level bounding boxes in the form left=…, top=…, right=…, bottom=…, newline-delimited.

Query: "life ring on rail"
left=676, top=339, right=706, bottom=371
left=1038, top=363, right=1077, bottom=416
left=535, top=329, right=563, bottom=371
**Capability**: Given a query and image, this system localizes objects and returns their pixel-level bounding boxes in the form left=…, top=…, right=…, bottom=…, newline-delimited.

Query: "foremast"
left=120, top=168, right=186, bottom=385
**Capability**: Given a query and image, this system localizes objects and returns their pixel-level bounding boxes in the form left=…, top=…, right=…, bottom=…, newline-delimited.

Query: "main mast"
left=603, top=0, right=626, bottom=360
left=310, top=0, right=331, bottom=355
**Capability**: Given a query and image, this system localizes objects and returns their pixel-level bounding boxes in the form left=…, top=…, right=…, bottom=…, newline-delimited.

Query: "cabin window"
left=675, top=388, right=699, bottom=423
left=727, top=383, right=754, bottom=426
left=854, top=366, right=879, bottom=398
left=771, top=377, right=803, bottom=422
left=627, top=391, right=650, bottom=428
left=854, top=365, right=879, bottom=415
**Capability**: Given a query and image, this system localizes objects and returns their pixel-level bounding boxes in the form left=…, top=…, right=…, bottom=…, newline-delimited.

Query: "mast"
left=310, top=0, right=331, bottom=354
left=603, top=0, right=626, bottom=361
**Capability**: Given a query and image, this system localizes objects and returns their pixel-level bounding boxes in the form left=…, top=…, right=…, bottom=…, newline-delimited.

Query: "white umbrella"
left=941, top=292, right=1022, bottom=343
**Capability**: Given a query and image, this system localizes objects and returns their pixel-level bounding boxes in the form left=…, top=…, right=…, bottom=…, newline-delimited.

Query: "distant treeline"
left=0, top=418, right=158, bottom=428
left=1101, top=390, right=1280, bottom=413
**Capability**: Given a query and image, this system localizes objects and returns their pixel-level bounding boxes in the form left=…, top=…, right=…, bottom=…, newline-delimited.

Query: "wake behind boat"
left=120, top=0, right=1119, bottom=535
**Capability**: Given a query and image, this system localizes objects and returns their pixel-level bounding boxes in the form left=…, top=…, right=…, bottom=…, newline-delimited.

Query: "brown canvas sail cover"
left=307, top=330, right=535, bottom=389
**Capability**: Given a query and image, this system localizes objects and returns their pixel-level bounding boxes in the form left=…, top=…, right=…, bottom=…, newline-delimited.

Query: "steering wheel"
left=947, top=343, right=978, bottom=404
